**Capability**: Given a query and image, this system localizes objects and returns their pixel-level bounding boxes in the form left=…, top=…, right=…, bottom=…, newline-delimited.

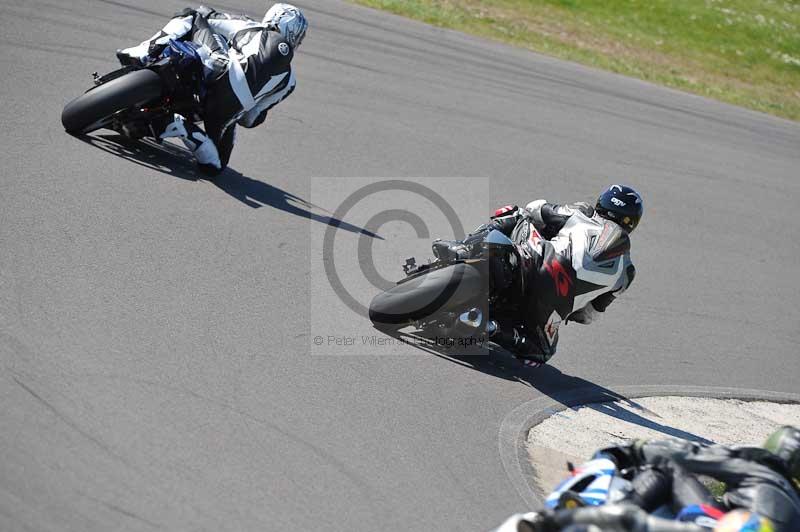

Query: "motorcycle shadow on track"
left=79, top=133, right=198, bottom=181
left=380, top=327, right=712, bottom=444
left=77, top=133, right=381, bottom=238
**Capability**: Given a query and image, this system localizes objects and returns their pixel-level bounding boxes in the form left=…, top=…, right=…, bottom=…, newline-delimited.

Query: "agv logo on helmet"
left=595, top=184, right=644, bottom=234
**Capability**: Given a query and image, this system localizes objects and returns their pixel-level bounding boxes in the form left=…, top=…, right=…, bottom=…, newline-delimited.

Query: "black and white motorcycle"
left=368, top=206, right=632, bottom=351
left=61, top=40, right=204, bottom=137
left=367, top=225, right=520, bottom=342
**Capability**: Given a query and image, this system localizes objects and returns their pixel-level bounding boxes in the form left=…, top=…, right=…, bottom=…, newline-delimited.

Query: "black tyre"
left=369, top=262, right=486, bottom=326
left=61, top=69, right=162, bottom=134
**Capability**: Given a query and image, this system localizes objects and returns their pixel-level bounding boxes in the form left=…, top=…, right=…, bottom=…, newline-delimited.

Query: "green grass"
left=353, top=0, right=800, bottom=121
left=700, top=476, right=727, bottom=500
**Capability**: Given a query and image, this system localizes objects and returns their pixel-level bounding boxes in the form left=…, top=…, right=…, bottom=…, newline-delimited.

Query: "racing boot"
left=432, top=239, right=469, bottom=261
left=159, top=114, right=222, bottom=174
left=116, top=15, right=195, bottom=66
left=487, top=321, right=551, bottom=367
left=116, top=43, right=152, bottom=67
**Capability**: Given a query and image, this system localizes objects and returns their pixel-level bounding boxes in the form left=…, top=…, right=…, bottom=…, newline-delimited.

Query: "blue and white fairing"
left=544, top=457, right=631, bottom=509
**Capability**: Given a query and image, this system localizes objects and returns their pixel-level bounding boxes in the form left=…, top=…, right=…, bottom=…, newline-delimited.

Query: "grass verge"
left=353, top=0, right=800, bottom=121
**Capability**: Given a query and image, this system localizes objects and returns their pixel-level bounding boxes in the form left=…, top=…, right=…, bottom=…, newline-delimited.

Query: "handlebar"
left=520, top=505, right=705, bottom=532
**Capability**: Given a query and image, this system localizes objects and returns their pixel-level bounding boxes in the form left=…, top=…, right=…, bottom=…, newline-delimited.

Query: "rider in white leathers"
left=433, top=185, right=643, bottom=365
left=117, top=4, right=307, bottom=174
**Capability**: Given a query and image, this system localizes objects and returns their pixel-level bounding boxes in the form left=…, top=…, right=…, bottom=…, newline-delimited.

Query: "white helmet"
left=263, top=3, right=308, bottom=49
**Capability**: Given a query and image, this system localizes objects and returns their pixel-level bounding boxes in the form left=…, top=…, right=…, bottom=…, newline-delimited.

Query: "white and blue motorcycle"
left=496, top=453, right=726, bottom=532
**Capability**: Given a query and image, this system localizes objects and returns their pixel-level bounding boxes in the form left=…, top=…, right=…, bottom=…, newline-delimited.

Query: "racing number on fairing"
left=543, top=258, right=573, bottom=297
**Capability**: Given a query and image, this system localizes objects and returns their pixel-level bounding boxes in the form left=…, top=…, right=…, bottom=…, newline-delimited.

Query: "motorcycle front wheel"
left=61, top=69, right=162, bottom=135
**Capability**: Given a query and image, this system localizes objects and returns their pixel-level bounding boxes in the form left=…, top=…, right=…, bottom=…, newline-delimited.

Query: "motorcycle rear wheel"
left=368, top=262, right=486, bottom=327
left=61, top=69, right=162, bottom=135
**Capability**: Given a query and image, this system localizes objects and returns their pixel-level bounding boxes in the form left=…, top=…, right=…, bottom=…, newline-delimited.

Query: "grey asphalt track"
left=1, top=0, right=799, bottom=530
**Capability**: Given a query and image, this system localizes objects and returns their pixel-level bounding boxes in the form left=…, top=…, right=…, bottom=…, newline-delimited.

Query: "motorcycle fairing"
left=545, top=458, right=619, bottom=508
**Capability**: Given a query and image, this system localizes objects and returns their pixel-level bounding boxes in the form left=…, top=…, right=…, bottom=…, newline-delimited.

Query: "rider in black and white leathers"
left=434, top=196, right=637, bottom=365
left=117, top=4, right=306, bottom=174
left=495, top=432, right=800, bottom=531
left=497, top=200, right=636, bottom=364
left=594, top=435, right=800, bottom=531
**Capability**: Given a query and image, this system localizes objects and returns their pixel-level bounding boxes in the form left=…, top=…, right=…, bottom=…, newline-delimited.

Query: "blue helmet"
left=595, top=184, right=643, bottom=233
